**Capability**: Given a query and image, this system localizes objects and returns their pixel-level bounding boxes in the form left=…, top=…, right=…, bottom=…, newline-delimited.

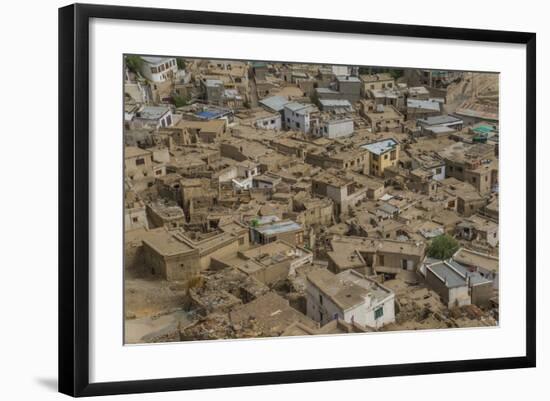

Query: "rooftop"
left=137, top=106, right=170, bottom=120
left=253, top=220, right=303, bottom=236
left=336, top=75, right=361, bottom=83
left=284, top=102, right=313, bottom=115
left=361, top=138, right=399, bottom=155
left=407, top=99, right=441, bottom=112
left=141, top=56, right=174, bottom=65
left=319, top=99, right=353, bottom=108
left=307, top=269, right=369, bottom=311
left=417, top=115, right=463, bottom=126
left=125, top=146, right=152, bottom=159
left=142, top=229, right=195, bottom=256
left=329, top=235, right=426, bottom=258
left=453, top=248, right=499, bottom=273
left=360, top=73, right=394, bottom=83
left=259, top=95, right=290, bottom=112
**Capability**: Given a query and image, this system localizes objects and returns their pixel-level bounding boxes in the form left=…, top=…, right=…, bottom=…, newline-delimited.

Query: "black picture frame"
left=59, top=3, right=536, bottom=397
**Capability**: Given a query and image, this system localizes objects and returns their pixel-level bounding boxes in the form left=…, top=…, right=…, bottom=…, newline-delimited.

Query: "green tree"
left=125, top=55, right=143, bottom=74
left=176, top=58, right=187, bottom=70
left=173, top=94, right=189, bottom=108
left=388, top=69, right=404, bottom=80
left=427, top=235, right=459, bottom=260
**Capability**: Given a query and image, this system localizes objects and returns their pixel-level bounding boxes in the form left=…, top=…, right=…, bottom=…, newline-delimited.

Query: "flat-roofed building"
left=423, top=258, right=494, bottom=308
left=250, top=219, right=305, bottom=246
left=215, top=240, right=312, bottom=285
left=311, top=171, right=367, bottom=216
left=360, top=73, right=395, bottom=95
left=453, top=248, right=499, bottom=289
left=361, top=103, right=404, bottom=133
left=175, top=119, right=227, bottom=144
left=283, top=102, right=316, bottom=133
left=139, top=56, right=178, bottom=82
left=335, top=75, right=362, bottom=102
left=146, top=200, right=186, bottom=230
left=125, top=146, right=154, bottom=180
left=132, top=106, right=173, bottom=129
left=327, top=235, right=426, bottom=276
left=141, top=229, right=201, bottom=281
left=361, top=138, right=400, bottom=176
left=318, top=99, right=353, bottom=113
left=417, top=114, right=463, bottom=134
left=406, top=98, right=441, bottom=120
left=306, top=269, right=395, bottom=328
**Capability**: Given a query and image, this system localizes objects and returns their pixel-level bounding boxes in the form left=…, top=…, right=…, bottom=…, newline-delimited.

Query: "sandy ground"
left=124, top=276, right=194, bottom=343
left=125, top=310, right=194, bottom=344
left=124, top=277, right=189, bottom=319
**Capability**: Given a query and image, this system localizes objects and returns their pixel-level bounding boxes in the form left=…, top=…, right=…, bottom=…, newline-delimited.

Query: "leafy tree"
left=358, top=66, right=372, bottom=75
left=176, top=58, right=187, bottom=70
left=427, top=235, right=459, bottom=260
left=125, top=55, right=143, bottom=74
left=173, top=94, right=189, bottom=108
left=388, top=69, right=404, bottom=80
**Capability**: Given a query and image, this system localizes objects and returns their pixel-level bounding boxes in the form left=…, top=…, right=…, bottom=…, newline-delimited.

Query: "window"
left=238, top=237, right=245, bottom=245
left=136, top=158, right=145, bottom=166
left=384, top=154, right=389, bottom=160
left=132, top=217, right=138, bottom=223
left=435, top=167, right=442, bottom=174
left=319, top=294, right=323, bottom=305
left=374, top=307, right=384, bottom=320
left=379, top=255, right=385, bottom=265
left=390, top=150, right=397, bottom=160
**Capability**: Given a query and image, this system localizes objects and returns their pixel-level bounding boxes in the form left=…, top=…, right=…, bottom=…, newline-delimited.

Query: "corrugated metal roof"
left=259, top=96, right=289, bottom=112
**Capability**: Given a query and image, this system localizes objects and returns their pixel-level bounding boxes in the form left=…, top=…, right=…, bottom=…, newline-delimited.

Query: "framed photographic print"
left=58, top=3, right=536, bottom=397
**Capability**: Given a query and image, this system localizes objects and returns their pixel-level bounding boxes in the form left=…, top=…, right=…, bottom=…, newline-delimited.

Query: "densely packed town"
left=123, top=56, right=499, bottom=343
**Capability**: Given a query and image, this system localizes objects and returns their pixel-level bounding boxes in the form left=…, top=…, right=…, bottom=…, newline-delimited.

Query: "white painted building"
left=254, top=113, right=282, bottom=130
left=232, top=160, right=259, bottom=190
left=132, top=106, right=173, bottom=129
left=283, top=102, right=315, bottom=133
left=306, top=269, right=395, bottom=329
left=313, top=117, right=354, bottom=139
left=125, top=202, right=149, bottom=231
left=139, top=56, right=178, bottom=83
